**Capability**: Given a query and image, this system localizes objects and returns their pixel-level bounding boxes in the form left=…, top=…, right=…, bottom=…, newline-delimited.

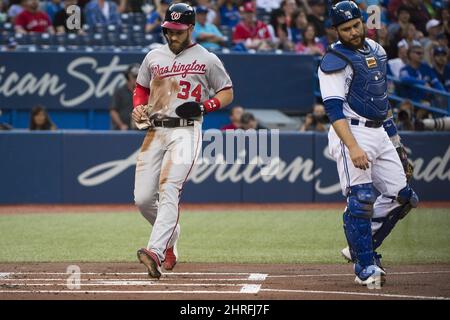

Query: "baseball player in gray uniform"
left=318, top=1, right=418, bottom=287
left=132, top=3, right=233, bottom=279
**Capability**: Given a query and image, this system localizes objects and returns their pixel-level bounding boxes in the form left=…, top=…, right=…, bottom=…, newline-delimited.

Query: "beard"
left=168, top=35, right=191, bottom=55
left=339, top=33, right=365, bottom=50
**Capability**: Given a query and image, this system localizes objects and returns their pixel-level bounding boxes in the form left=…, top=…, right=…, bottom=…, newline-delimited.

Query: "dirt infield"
left=1, top=262, right=449, bottom=300
left=0, top=202, right=449, bottom=214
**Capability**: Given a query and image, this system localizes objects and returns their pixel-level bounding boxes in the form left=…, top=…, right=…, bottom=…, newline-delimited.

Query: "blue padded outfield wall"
left=0, top=131, right=449, bottom=204
left=0, top=51, right=316, bottom=129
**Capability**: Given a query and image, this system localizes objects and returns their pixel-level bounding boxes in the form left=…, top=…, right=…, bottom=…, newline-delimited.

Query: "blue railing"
left=387, top=75, right=450, bottom=116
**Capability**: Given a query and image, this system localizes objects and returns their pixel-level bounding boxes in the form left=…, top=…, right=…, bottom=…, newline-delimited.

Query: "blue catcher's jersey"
left=319, top=39, right=389, bottom=121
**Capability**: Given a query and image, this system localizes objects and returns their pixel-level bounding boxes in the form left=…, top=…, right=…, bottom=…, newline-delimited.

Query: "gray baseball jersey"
left=136, top=43, right=233, bottom=119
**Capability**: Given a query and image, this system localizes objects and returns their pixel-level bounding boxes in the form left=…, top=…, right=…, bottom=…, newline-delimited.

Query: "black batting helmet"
left=162, top=3, right=195, bottom=31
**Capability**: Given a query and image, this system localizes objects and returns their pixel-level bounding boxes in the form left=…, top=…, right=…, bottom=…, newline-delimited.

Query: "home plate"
left=240, top=284, right=261, bottom=294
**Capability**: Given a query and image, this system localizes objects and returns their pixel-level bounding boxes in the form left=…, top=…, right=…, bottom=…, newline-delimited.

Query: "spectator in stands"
left=280, top=0, right=297, bottom=27
left=0, top=122, right=13, bottom=130
left=268, top=8, right=294, bottom=51
left=423, top=19, right=442, bottom=65
left=7, top=0, right=25, bottom=23
left=29, top=106, right=57, bottom=131
left=374, top=23, right=395, bottom=58
left=217, top=0, right=240, bottom=28
left=399, top=44, right=445, bottom=103
left=77, top=0, right=92, bottom=10
left=431, top=46, right=450, bottom=92
left=436, top=30, right=448, bottom=47
left=397, top=23, right=421, bottom=53
left=387, top=0, right=406, bottom=22
left=404, top=0, right=431, bottom=35
left=110, top=63, right=139, bottom=130
left=388, top=40, right=408, bottom=79
left=15, top=0, right=55, bottom=33
left=0, top=109, right=13, bottom=130
left=0, top=0, right=8, bottom=23
left=196, top=0, right=219, bottom=25
left=232, top=2, right=274, bottom=51
left=387, top=5, right=411, bottom=57
left=53, top=0, right=86, bottom=34
left=306, top=0, right=325, bottom=37
left=193, top=6, right=226, bottom=51
left=395, top=99, right=415, bottom=131
left=43, top=0, right=64, bottom=22
left=84, top=0, right=121, bottom=26
left=240, top=112, right=265, bottom=130
left=221, top=105, right=244, bottom=130
left=288, top=8, right=308, bottom=44
left=295, top=23, right=324, bottom=56
left=436, top=4, right=449, bottom=43
left=299, top=103, right=328, bottom=132
left=318, top=18, right=337, bottom=49
left=145, top=0, right=171, bottom=34
left=121, top=0, right=146, bottom=13
left=415, top=107, right=431, bottom=121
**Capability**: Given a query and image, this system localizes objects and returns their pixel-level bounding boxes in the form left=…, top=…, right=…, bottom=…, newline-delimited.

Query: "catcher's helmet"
left=162, top=3, right=195, bottom=31
left=330, top=1, right=361, bottom=27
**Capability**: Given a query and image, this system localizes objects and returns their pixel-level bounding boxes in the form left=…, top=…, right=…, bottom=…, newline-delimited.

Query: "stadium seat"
left=106, top=32, right=118, bottom=46
left=0, top=31, right=14, bottom=44
left=37, top=33, right=53, bottom=46
left=91, top=33, right=106, bottom=46
left=118, top=33, right=132, bottom=47
left=219, top=26, right=232, bottom=47
left=55, top=34, right=66, bottom=46
left=79, top=34, right=91, bottom=46
left=107, top=25, right=117, bottom=32
left=94, top=24, right=106, bottom=34
left=132, top=33, right=150, bottom=47
left=133, top=13, right=146, bottom=26
left=0, top=22, right=13, bottom=32
left=121, top=13, right=131, bottom=25
left=132, top=25, right=143, bottom=33
left=66, top=33, right=81, bottom=46
left=14, top=33, right=29, bottom=45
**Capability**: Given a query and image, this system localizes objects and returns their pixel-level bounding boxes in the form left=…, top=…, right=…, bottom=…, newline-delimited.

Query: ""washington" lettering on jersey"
left=150, top=60, right=207, bottom=78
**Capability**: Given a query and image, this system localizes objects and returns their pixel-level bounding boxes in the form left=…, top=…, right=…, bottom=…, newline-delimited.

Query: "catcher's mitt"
left=396, top=145, right=414, bottom=182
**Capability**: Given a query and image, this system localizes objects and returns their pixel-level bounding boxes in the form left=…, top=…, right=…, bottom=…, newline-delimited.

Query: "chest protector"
left=320, top=41, right=389, bottom=121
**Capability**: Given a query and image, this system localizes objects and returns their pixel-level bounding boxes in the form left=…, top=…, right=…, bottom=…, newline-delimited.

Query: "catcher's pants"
left=327, top=122, right=407, bottom=234
left=134, top=122, right=202, bottom=263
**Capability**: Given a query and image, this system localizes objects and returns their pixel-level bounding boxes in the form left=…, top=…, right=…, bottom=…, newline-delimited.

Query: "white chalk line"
left=0, top=282, right=250, bottom=287
left=268, top=270, right=450, bottom=278
left=0, top=278, right=255, bottom=282
left=0, top=290, right=245, bottom=295
left=259, top=288, right=450, bottom=300
left=1, top=272, right=252, bottom=276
